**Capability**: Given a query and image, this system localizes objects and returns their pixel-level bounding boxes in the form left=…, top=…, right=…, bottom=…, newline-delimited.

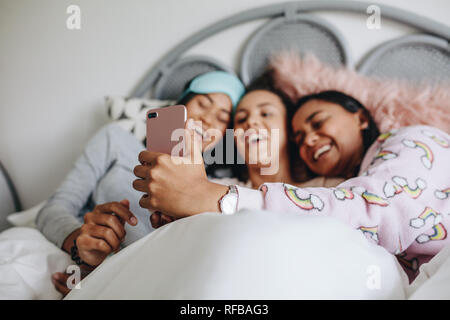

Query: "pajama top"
left=235, top=125, right=450, bottom=281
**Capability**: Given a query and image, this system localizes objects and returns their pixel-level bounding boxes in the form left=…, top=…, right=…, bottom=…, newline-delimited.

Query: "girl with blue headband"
left=175, top=71, right=245, bottom=152
left=38, top=71, right=244, bottom=296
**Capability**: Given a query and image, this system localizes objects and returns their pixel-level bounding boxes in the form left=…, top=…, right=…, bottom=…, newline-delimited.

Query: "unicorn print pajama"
left=235, top=126, right=450, bottom=281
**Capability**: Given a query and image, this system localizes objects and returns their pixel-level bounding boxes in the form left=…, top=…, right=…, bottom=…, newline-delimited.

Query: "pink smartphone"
left=146, top=105, right=187, bottom=155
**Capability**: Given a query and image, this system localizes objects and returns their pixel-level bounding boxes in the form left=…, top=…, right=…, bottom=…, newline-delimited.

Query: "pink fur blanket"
left=270, top=52, right=450, bottom=134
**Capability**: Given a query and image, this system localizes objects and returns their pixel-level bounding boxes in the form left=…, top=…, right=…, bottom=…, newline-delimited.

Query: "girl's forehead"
left=294, top=100, right=344, bottom=119
left=194, top=93, right=233, bottom=111
left=211, top=92, right=232, bottom=105
left=236, top=90, right=284, bottom=111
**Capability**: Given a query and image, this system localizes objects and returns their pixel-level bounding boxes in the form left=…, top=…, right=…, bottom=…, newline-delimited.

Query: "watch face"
left=221, top=193, right=238, bottom=215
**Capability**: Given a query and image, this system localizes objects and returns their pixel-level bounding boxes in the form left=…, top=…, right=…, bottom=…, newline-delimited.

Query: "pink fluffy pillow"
left=270, top=52, right=450, bottom=134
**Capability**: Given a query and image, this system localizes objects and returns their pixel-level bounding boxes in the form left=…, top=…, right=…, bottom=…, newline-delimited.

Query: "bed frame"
left=129, top=0, right=450, bottom=101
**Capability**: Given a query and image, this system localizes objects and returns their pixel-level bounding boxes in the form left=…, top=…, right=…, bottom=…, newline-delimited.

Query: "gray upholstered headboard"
left=129, top=0, right=450, bottom=100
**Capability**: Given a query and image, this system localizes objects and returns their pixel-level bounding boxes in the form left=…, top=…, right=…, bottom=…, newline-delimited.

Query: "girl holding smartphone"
left=40, top=71, right=245, bottom=295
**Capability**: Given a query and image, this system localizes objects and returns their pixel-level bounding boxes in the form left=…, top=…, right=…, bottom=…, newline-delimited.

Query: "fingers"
left=132, top=177, right=148, bottom=193
left=117, top=199, right=130, bottom=223
left=52, top=272, right=71, bottom=297
left=77, top=233, right=114, bottom=254
left=161, top=214, right=175, bottom=225
left=138, top=150, right=163, bottom=165
left=132, top=165, right=150, bottom=195
left=95, top=201, right=138, bottom=226
left=81, top=201, right=133, bottom=259
left=150, top=212, right=162, bottom=229
left=139, top=194, right=151, bottom=210
left=76, top=234, right=111, bottom=267
left=150, top=212, right=176, bottom=229
left=133, top=164, right=149, bottom=179
left=85, top=212, right=127, bottom=241
left=82, top=224, right=122, bottom=252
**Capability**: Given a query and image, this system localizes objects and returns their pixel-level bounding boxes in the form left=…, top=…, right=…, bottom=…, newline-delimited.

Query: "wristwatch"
left=219, top=185, right=239, bottom=215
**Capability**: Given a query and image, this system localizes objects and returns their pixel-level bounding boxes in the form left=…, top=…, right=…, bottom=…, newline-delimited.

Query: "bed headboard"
left=130, top=0, right=450, bottom=100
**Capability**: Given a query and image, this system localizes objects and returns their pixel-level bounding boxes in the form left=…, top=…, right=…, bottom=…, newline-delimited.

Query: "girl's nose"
left=199, top=115, right=212, bottom=128
left=304, top=131, right=319, bottom=146
left=246, top=114, right=262, bottom=129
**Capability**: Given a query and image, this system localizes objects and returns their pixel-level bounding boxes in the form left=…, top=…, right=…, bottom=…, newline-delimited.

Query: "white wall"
left=1, top=0, right=449, bottom=209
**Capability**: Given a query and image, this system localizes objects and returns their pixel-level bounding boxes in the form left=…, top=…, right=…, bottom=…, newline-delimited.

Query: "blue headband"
left=179, top=71, right=245, bottom=111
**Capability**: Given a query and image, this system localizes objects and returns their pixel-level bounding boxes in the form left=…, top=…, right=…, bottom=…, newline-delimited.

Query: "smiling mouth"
left=245, top=134, right=268, bottom=145
left=313, top=144, right=331, bottom=161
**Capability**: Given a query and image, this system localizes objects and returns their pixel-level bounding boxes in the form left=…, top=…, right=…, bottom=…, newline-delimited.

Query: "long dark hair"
left=232, top=70, right=297, bottom=182
left=292, top=90, right=379, bottom=177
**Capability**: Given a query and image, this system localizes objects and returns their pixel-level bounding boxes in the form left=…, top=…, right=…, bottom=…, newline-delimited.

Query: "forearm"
left=36, top=204, right=83, bottom=249
left=36, top=124, right=118, bottom=247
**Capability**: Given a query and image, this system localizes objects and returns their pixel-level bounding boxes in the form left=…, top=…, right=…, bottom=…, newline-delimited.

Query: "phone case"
left=146, top=105, right=187, bottom=155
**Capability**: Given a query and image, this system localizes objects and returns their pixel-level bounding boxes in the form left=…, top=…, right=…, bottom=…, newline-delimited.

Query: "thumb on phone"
left=185, top=118, right=203, bottom=165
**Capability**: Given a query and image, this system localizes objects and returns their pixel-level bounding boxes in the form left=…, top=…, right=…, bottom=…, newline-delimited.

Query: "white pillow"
left=66, top=210, right=407, bottom=299
left=105, top=96, right=175, bottom=142
left=7, top=201, right=46, bottom=229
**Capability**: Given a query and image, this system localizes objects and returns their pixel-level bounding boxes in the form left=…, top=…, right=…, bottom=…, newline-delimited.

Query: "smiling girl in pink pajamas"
left=134, top=90, right=450, bottom=282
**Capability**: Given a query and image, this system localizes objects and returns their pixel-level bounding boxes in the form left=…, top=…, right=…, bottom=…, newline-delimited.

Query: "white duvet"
left=0, top=227, right=72, bottom=299
left=67, top=210, right=407, bottom=299
left=2, top=207, right=450, bottom=300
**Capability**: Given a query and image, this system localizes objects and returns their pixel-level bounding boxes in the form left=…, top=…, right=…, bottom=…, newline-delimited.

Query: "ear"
left=356, top=109, right=369, bottom=130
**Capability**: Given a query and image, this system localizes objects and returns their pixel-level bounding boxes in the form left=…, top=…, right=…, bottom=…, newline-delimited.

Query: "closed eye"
left=217, top=114, right=230, bottom=124
left=312, top=116, right=329, bottom=129
left=312, top=121, right=322, bottom=130
left=235, top=116, right=247, bottom=124
left=198, top=96, right=211, bottom=109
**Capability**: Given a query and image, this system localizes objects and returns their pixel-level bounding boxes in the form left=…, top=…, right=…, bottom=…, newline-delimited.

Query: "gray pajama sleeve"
left=36, top=124, right=120, bottom=249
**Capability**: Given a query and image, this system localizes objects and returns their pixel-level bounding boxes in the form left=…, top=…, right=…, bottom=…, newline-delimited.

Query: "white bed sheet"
left=1, top=201, right=72, bottom=299
left=0, top=227, right=72, bottom=299
left=66, top=210, right=408, bottom=300
left=408, top=244, right=450, bottom=299
left=2, top=205, right=449, bottom=300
